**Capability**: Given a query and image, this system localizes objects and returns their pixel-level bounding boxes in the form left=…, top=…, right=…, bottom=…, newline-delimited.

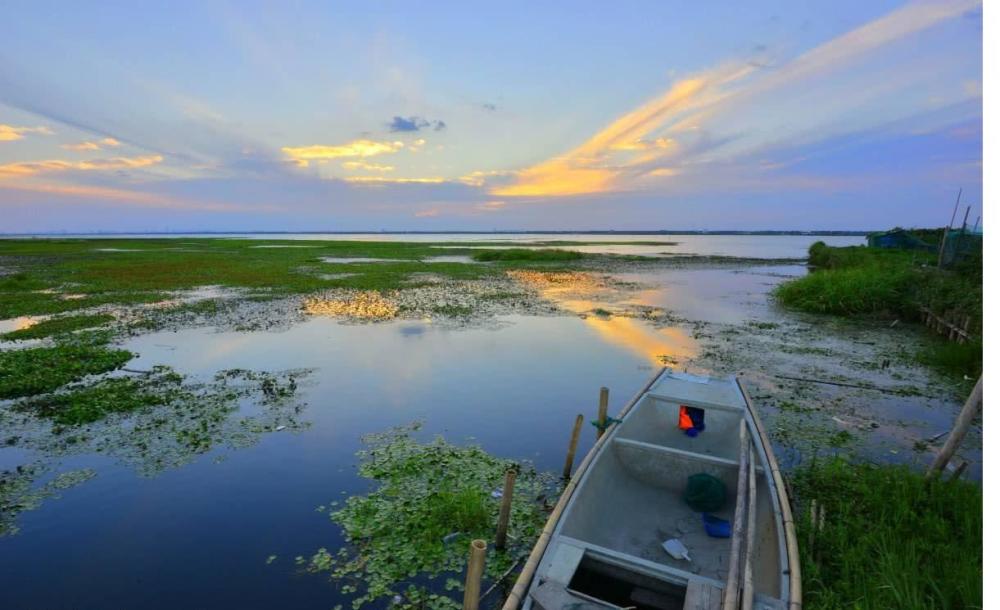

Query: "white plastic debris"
left=274, top=425, right=286, bottom=431
left=662, top=538, right=691, bottom=561
left=491, top=488, right=504, bottom=499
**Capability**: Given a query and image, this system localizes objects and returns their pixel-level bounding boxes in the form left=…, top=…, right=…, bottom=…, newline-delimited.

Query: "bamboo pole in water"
left=723, top=421, right=749, bottom=610
left=495, top=469, right=517, bottom=549
left=928, top=375, right=982, bottom=476
left=562, top=414, right=584, bottom=479
left=596, top=387, right=609, bottom=440
left=463, top=539, right=488, bottom=610
left=501, top=369, right=664, bottom=610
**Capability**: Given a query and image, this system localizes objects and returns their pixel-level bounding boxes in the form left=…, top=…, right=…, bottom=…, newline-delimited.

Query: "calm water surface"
left=0, top=238, right=867, bottom=608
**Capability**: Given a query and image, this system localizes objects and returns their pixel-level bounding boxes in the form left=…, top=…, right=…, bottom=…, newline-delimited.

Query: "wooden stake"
left=596, top=387, right=609, bottom=440
left=723, top=421, right=749, bottom=610
left=463, top=539, right=488, bottom=610
left=928, top=375, right=982, bottom=476
left=937, top=188, right=961, bottom=269
left=562, top=414, right=584, bottom=479
left=495, top=469, right=517, bottom=549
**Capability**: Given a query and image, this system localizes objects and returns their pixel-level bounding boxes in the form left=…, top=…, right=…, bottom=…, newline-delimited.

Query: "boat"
left=502, top=368, right=801, bottom=610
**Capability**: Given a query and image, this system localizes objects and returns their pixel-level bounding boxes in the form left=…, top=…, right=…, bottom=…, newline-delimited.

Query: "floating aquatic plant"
left=299, top=423, right=557, bottom=610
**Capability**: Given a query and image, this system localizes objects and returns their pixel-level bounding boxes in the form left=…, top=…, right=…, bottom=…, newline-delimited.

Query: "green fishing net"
left=684, top=473, right=727, bottom=512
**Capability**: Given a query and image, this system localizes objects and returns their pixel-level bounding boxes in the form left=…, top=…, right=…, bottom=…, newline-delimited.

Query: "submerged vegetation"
left=793, top=459, right=981, bottom=609
left=300, top=424, right=555, bottom=609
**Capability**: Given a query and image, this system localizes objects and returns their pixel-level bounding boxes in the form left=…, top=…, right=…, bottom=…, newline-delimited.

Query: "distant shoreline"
left=0, top=229, right=871, bottom=237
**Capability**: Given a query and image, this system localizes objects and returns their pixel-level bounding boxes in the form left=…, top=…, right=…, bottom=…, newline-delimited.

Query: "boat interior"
left=527, top=372, right=787, bottom=610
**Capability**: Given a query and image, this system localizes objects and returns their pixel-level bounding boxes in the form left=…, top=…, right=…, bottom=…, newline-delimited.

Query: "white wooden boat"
left=503, top=368, right=801, bottom=610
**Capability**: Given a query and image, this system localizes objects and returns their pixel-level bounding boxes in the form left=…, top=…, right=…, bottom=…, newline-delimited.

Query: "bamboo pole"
left=723, top=421, right=749, bottom=610
left=937, top=188, right=961, bottom=269
left=502, top=369, right=664, bottom=610
left=741, top=450, right=758, bottom=610
left=928, top=375, right=983, bottom=476
left=737, top=377, right=801, bottom=610
left=495, top=469, right=517, bottom=549
left=596, top=387, right=609, bottom=440
left=463, top=539, right=488, bottom=610
left=562, top=414, right=584, bottom=479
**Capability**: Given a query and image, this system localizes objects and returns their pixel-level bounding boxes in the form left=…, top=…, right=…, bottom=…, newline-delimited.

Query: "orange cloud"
left=0, top=124, right=54, bottom=142
left=282, top=140, right=404, bottom=166
left=0, top=155, right=163, bottom=178
left=61, top=137, right=121, bottom=152
left=493, top=0, right=978, bottom=199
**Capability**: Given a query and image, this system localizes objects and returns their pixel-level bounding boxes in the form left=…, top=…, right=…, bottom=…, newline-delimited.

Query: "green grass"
left=470, top=248, right=584, bottom=262
left=774, top=265, right=919, bottom=316
left=1, top=313, right=114, bottom=341
left=917, top=338, right=982, bottom=380
left=0, top=239, right=596, bottom=319
left=776, top=241, right=981, bottom=380
left=793, top=459, right=981, bottom=609
left=0, top=343, right=133, bottom=399
left=24, top=377, right=166, bottom=425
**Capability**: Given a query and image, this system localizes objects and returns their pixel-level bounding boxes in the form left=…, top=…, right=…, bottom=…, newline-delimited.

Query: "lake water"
left=6, top=233, right=947, bottom=610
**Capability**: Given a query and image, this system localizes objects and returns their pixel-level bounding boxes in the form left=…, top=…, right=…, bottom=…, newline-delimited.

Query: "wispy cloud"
left=344, top=175, right=445, bottom=184
left=0, top=124, right=54, bottom=142
left=282, top=140, right=405, bottom=167
left=0, top=180, right=261, bottom=212
left=494, top=0, right=981, bottom=198
left=387, top=115, right=446, bottom=132
left=61, top=137, right=121, bottom=152
left=0, top=154, right=163, bottom=178
left=342, top=161, right=395, bottom=172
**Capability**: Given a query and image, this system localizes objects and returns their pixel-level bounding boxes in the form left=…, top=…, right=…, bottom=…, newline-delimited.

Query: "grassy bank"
left=793, top=459, right=981, bottom=609
left=775, top=241, right=981, bottom=380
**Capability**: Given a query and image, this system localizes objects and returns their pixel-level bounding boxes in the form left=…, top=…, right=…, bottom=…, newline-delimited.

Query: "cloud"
left=494, top=0, right=980, bottom=198
left=282, top=140, right=404, bottom=167
left=342, top=161, right=395, bottom=172
left=387, top=115, right=446, bottom=132
left=0, top=154, right=164, bottom=178
left=0, top=180, right=261, bottom=212
left=61, top=137, right=123, bottom=152
left=344, top=175, right=445, bottom=184
left=0, top=124, right=54, bottom=141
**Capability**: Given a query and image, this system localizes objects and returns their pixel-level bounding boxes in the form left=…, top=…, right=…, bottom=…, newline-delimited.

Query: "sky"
left=0, top=0, right=984, bottom=233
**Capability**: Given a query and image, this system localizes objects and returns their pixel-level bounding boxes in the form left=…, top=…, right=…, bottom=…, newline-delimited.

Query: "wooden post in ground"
left=927, top=375, right=982, bottom=477
left=938, top=188, right=961, bottom=269
left=563, top=414, right=584, bottom=479
left=495, top=469, right=517, bottom=549
left=463, top=539, right=488, bottom=610
left=596, top=387, right=609, bottom=440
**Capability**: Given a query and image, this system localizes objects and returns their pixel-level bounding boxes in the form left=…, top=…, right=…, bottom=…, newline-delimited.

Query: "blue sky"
left=0, top=0, right=983, bottom=232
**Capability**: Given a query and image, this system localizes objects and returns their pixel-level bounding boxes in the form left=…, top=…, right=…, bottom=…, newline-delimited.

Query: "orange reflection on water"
left=507, top=270, right=696, bottom=365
